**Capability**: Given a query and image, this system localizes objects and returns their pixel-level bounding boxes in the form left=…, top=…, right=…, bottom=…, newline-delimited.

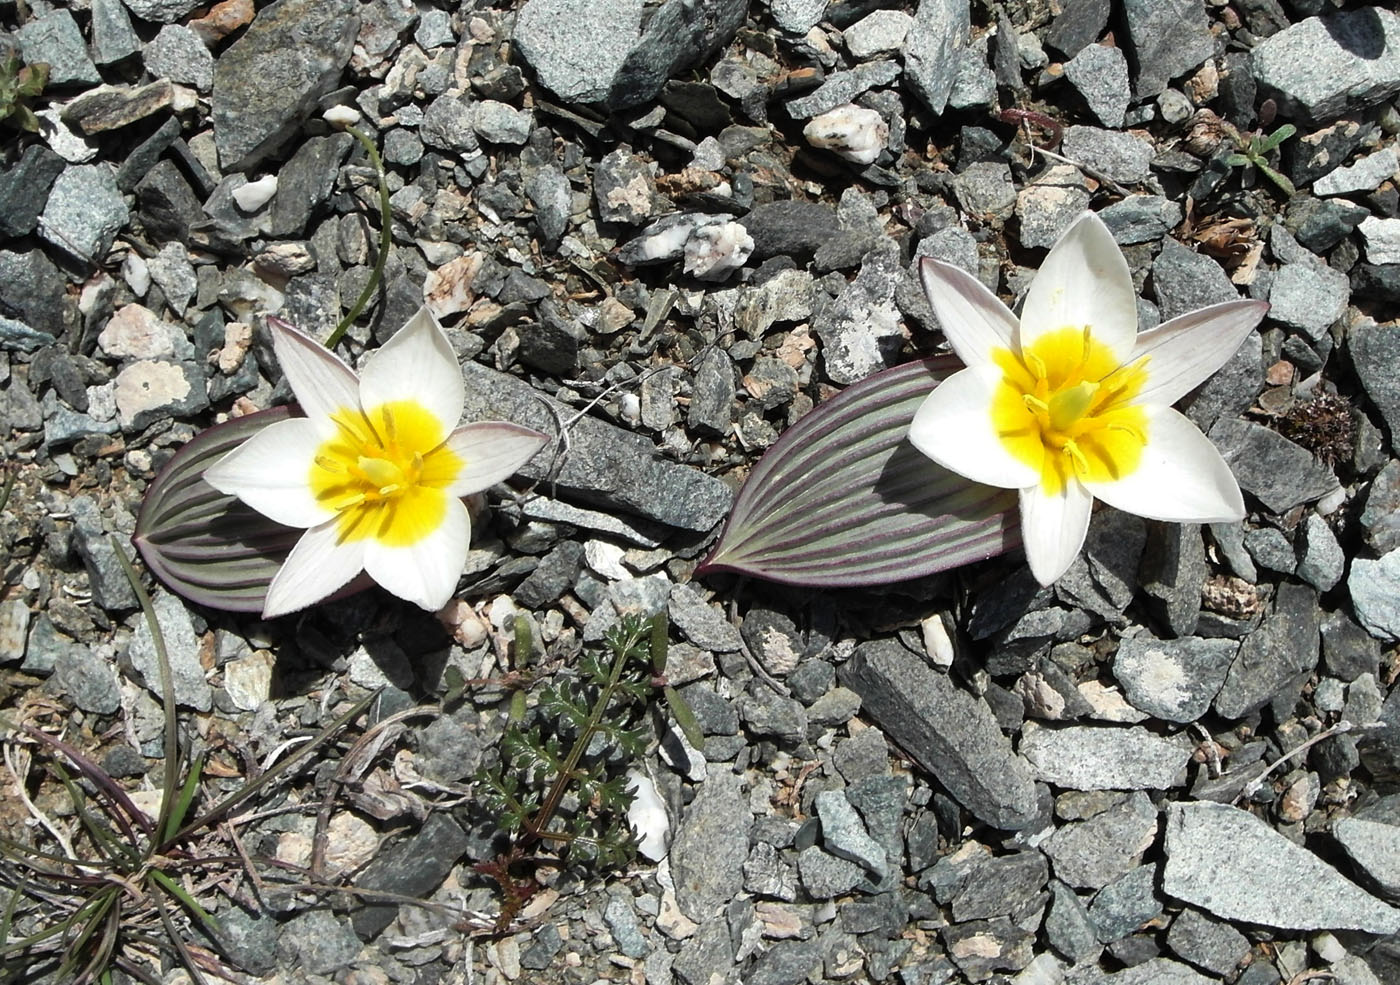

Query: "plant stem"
left=324, top=125, right=393, bottom=350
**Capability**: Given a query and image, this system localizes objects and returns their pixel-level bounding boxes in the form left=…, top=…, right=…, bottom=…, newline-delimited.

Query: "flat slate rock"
left=1021, top=726, right=1191, bottom=791
left=457, top=359, right=732, bottom=531
left=1113, top=635, right=1236, bottom=723
left=1252, top=7, right=1400, bottom=125
left=1214, top=580, right=1320, bottom=718
left=1332, top=817, right=1400, bottom=901
left=1209, top=417, right=1339, bottom=514
left=839, top=639, right=1039, bottom=830
left=670, top=768, right=750, bottom=921
left=902, top=0, right=970, bottom=116
left=1163, top=801, right=1400, bottom=934
left=211, top=0, right=360, bottom=171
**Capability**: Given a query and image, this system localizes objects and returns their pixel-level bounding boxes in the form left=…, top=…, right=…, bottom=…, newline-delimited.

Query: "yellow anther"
left=1023, top=393, right=1050, bottom=414
left=1063, top=439, right=1090, bottom=476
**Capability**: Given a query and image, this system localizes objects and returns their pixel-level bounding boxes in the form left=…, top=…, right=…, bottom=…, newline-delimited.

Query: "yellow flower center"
left=990, top=326, right=1150, bottom=495
left=309, top=400, right=463, bottom=546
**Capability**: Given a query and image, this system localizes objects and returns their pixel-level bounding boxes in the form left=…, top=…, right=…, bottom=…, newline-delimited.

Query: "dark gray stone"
left=949, top=851, right=1049, bottom=922
left=1113, top=635, right=1236, bottom=723
left=419, top=92, right=480, bottom=153
left=135, top=160, right=204, bottom=244
left=0, top=145, right=64, bottom=239
left=1350, top=549, right=1400, bottom=642
left=1044, top=791, right=1158, bottom=891
left=1322, top=609, right=1382, bottom=682
left=1285, top=118, right=1375, bottom=189
left=1138, top=522, right=1206, bottom=636
left=688, top=347, right=736, bottom=434
left=1285, top=196, right=1369, bottom=253
left=1047, top=881, right=1102, bottom=964
left=1090, top=865, right=1162, bottom=943
left=902, top=0, right=970, bottom=115
left=785, top=60, right=900, bottom=119
left=1179, top=331, right=1262, bottom=434
left=126, top=588, right=213, bottom=710
left=1244, top=525, right=1296, bottom=575
left=1061, top=126, right=1154, bottom=184
left=17, top=10, right=101, bottom=85
left=279, top=909, right=362, bottom=974
left=91, top=0, right=141, bottom=64
left=1166, top=907, right=1251, bottom=976
left=1121, top=0, right=1213, bottom=98
left=813, top=242, right=905, bottom=384
left=749, top=936, right=823, bottom=985
left=671, top=768, right=749, bottom=920
left=146, top=25, right=214, bottom=92
left=746, top=200, right=841, bottom=261
left=514, top=541, right=583, bottom=608
left=53, top=646, right=122, bottom=714
left=211, top=0, right=360, bottom=171
left=1297, top=513, right=1345, bottom=592
left=604, top=893, right=650, bottom=959
left=524, top=166, right=570, bottom=248
left=838, top=640, right=1040, bottom=830
left=1151, top=238, right=1239, bottom=320
left=458, top=359, right=731, bottom=531
left=816, top=789, right=887, bottom=878
left=1349, top=318, right=1400, bottom=441
left=1163, top=801, right=1400, bottom=933
left=351, top=813, right=471, bottom=938
left=1269, top=261, right=1350, bottom=341
left=1210, top=418, right=1338, bottom=514
left=1022, top=726, right=1191, bottom=791
left=942, top=918, right=1035, bottom=979
left=1332, top=818, right=1400, bottom=902
left=1064, top=43, right=1129, bottom=128
left=1361, top=461, right=1400, bottom=555
left=1215, top=581, right=1320, bottom=718
left=1253, top=8, right=1400, bottom=125
left=1044, top=0, right=1109, bottom=58
left=740, top=683, right=808, bottom=744
left=267, top=133, right=352, bottom=238
left=1100, top=195, right=1183, bottom=245
left=40, top=164, right=129, bottom=262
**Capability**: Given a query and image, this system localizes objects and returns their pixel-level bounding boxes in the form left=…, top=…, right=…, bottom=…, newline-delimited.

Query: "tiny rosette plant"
left=909, top=211, right=1266, bottom=584
left=203, top=308, right=548, bottom=617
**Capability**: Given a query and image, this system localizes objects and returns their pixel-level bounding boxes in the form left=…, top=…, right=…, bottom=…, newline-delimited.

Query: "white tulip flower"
left=205, top=308, right=549, bottom=618
left=909, top=211, right=1267, bottom=586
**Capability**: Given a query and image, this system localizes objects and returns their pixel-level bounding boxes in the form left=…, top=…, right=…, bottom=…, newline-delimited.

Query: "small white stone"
left=232, top=174, right=278, bottom=213
left=683, top=220, right=753, bottom=281
left=1359, top=216, right=1400, bottom=265
left=223, top=649, right=275, bottom=711
left=114, top=360, right=191, bottom=427
left=123, top=252, right=150, bottom=296
left=803, top=104, right=888, bottom=165
left=584, top=539, right=630, bottom=580
left=98, top=303, right=180, bottom=359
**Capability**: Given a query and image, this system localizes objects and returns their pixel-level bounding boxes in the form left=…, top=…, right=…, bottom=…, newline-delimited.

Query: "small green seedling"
left=1223, top=121, right=1297, bottom=197
left=0, top=53, right=48, bottom=133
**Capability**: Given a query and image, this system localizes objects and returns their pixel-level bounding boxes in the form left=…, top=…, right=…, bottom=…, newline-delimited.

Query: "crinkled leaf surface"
left=133, top=408, right=307, bottom=612
left=697, top=357, right=1018, bottom=587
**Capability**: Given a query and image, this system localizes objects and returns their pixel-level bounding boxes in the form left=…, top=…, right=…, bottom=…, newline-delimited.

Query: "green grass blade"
left=149, top=869, right=219, bottom=934
left=152, top=886, right=213, bottom=985
left=162, top=754, right=204, bottom=845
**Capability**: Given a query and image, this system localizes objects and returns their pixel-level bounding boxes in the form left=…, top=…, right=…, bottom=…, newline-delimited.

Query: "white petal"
left=1081, top=405, right=1245, bottom=523
left=918, top=257, right=1019, bottom=367
left=1018, top=478, right=1094, bottom=586
left=203, top=418, right=334, bottom=528
left=1020, top=211, right=1138, bottom=362
left=908, top=366, right=1041, bottom=490
left=358, top=307, right=464, bottom=435
left=441, top=422, right=551, bottom=496
left=263, top=523, right=366, bottom=619
left=1130, top=300, right=1269, bottom=407
left=267, top=318, right=361, bottom=427
left=363, top=496, right=471, bottom=612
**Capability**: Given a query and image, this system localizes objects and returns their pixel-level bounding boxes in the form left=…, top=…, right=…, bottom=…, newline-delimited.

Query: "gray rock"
left=1210, top=417, right=1338, bottom=514
left=903, top=0, right=971, bottom=115
left=594, top=149, right=660, bottom=225
left=524, top=166, right=570, bottom=247
left=146, top=243, right=198, bottom=315
left=127, top=589, right=213, bottom=711
left=838, top=640, right=1040, bottom=830
left=947, top=36, right=997, bottom=111
left=416, top=713, right=482, bottom=783
left=770, top=0, right=826, bottom=34
left=942, top=918, right=1036, bottom=979
left=949, top=851, right=1049, bottom=922
left=1349, top=318, right=1400, bottom=440
left=785, top=60, right=900, bottom=119
left=1047, top=881, right=1102, bottom=965
left=145, top=25, right=214, bottom=92
left=844, top=11, right=912, bottom=58
left=1121, top=0, right=1213, bottom=97
left=1285, top=196, right=1369, bottom=252
left=1015, top=165, right=1092, bottom=249
left=1113, top=635, right=1236, bottom=723
left=688, top=347, right=736, bottom=434
left=0, top=145, right=65, bottom=239
left=1269, top=261, right=1350, bottom=341
left=749, top=937, right=824, bottom=985
left=53, top=647, right=122, bottom=714
left=1044, top=791, right=1158, bottom=891
left=606, top=0, right=747, bottom=110
left=816, top=790, right=887, bottom=878
left=1215, top=580, right=1320, bottom=718
left=350, top=813, right=470, bottom=938
left=1333, top=817, right=1400, bottom=902
left=67, top=499, right=139, bottom=611
left=1163, top=801, right=1400, bottom=933
left=211, top=0, right=360, bottom=171
left=739, top=683, right=808, bottom=744
left=1244, top=525, right=1296, bottom=575
left=1151, top=238, right=1240, bottom=321
left=136, top=159, right=204, bottom=244
left=746, top=200, right=841, bottom=260
left=1165, top=907, right=1251, bottom=976
left=604, top=893, right=649, bottom=959
left=17, top=10, right=101, bottom=85
left=1095, top=958, right=1218, bottom=985
left=1297, top=513, right=1345, bottom=592
left=382, top=128, right=423, bottom=166
left=458, top=359, right=731, bottom=531
left=1099, top=195, right=1183, bottom=245
left=1089, top=864, right=1161, bottom=942
left=671, top=768, right=749, bottom=920
left=39, top=165, right=128, bottom=263
left=798, top=844, right=867, bottom=898
left=122, top=0, right=204, bottom=21
left=1315, top=147, right=1400, bottom=196
left=413, top=8, right=454, bottom=48
left=813, top=242, right=905, bottom=384
left=668, top=583, right=741, bottom=651
left=1022, top=726, right=1191, bottom=791
left=114, top=360, right=211, bottom=431
left=279, top=909, right=362, bottom=974
left=1359, top=217, right=1400, bottom=265
left=268, top=133, right=352, bottom=238
left=1139, top=522, right=1206, bottom=636
left=1361, top=461, right=1400, bottom=555
left=1061, top=126, right=1154, bottom=184
left=419, top=92, right=480, bottom=153
left=0, top=318, right=57, bottom=354
left=1064, top=43, right=1130, bottom=127
left=473, top=100, right=532, bottom=144
left=91, top=0, right=141, bottom=64
left=671, top=917, right=735, bottom=985
left=1253, top=8, right=1400, bottom=125
left=953, top=161, right=1016, bottom=218
left=1350, top=549, right=1400, bottom=641
left=1044, top=0, right=1110, bottom=59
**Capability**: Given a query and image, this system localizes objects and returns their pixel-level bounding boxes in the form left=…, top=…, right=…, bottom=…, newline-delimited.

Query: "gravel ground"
left=4, top=0, right=1400, bottom=983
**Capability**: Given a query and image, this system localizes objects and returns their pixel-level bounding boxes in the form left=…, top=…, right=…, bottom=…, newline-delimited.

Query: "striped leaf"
left=696, top=357, right=1018, bottom=587
left=133, top=408, right=355, bottom=612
